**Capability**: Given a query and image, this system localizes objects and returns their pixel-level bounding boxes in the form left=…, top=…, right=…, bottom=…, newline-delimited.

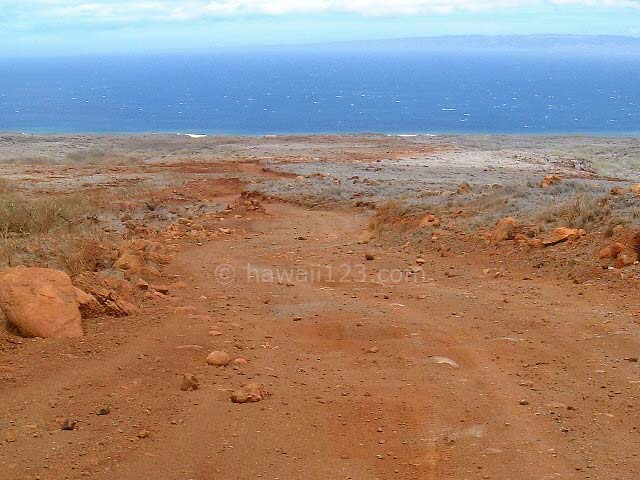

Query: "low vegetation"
left=0, top=180, right=115, bottom=275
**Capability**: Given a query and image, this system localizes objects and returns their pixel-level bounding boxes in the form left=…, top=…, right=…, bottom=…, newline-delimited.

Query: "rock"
left=2, top=431, right=17, bottom=443
left=73, top=272, right=137, bottom=317
left=615, top=251, right=638, bottom=269
left=416, top=257, right=426, bottom=265
left=598, top=242, right=625, bottom=259
left=233, top=357, right=248, bottom=366
left=527, top=238, right=543, bottom=248
left=457, top=182, right=472, bottom=194
left=180, top=374, right=199, bottom=391
left=610, top=187, right=628, bottom=196
left=419, top=214, right=440, bottom=229
left=431, top=356, right=460, bottom=368
left=367, top=346, right=379, bottom=353
left=231, top=383, right=268, bottom=403
left=61, top=419, right=77, bottom=431
left=113, top=252, right=145, bottom=274
left=206, top=350, right=231, bottom=366
left=541, top=175, right=562, bottom=189
left=151, top=284, right=170, bottom=295
left=137, top=429, right=150, bottom=439
left=73, top=287, right=101, bottom=318
left=0, top=267, right=83, bottom=338
left=542, top=227, right=586, bottom=246
left=135, top=279, right=150, bottom=291
left=493, top=217, right=519, bottom=242
left=365, top=253, right=375, bottom=261
left=96, top=406, right=111, bottom=415
left=208, top=330, right=223, bottom=336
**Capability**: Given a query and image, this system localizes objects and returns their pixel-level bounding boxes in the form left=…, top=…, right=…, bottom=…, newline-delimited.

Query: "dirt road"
left=1, top=198, right=639, bottom=479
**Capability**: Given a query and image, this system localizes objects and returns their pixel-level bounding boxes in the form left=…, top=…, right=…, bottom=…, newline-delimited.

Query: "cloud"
left=8, top=0, right=640, bottom=24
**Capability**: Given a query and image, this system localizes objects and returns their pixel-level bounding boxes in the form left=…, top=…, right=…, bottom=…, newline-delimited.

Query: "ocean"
left=1, top=46, right=639, bottom=135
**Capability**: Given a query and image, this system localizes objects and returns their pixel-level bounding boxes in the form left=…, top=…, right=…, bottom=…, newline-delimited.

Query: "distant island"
left=304, top=34, right=640, bottom=55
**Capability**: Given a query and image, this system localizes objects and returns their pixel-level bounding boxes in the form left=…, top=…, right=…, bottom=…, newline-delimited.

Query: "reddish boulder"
left=0, top=267, right=82, bottom=338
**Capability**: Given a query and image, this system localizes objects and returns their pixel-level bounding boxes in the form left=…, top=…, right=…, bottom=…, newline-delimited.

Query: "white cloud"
left=15, top=0, right=640, bottom=22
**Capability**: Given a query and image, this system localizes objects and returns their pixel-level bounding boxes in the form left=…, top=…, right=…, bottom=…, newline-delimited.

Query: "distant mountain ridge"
left=306, top=34, right=640, bottom=54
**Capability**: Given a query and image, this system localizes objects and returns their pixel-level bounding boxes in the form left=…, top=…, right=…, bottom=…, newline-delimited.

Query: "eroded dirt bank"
left=1, top=135, right=640, bottom=479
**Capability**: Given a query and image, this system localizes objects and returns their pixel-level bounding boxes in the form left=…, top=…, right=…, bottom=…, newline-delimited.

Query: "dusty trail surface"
left=2, top=198, right=639, bottom=480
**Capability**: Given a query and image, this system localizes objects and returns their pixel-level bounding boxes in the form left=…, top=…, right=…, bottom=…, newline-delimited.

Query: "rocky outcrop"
left=494, top=217, right=519, bottom=242
left=0, top=267, right=83, bottom=338
left=73, top=272, right=137, bottom=317
left=542, top=227, right=586, bottom=246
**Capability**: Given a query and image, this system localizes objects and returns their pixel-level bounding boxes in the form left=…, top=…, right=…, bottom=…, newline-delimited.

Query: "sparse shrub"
left=535, top=194, right=613, bottom=230
left=0, top=193, right=89, bottom=235
left=64, top=149, right=134, bottom=165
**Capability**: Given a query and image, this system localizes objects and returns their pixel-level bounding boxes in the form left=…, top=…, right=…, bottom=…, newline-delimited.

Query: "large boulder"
left=0, top=267, right=83, bottom=338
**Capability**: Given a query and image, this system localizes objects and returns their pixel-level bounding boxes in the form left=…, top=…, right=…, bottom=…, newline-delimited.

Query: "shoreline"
left=3, top=131, right=640, bottom=139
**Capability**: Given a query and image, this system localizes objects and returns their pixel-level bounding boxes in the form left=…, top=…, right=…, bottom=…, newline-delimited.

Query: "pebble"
left=231, top=383, right=268, bottom=404
left=206, top=351, right=231, bottom=366
left=96, top=406, right=111, bottom=416
left=365, top=253, right=375, bottom=261
left=61, top=419, right=77, bottom=431
left=181, top=374, right=200, bottom=391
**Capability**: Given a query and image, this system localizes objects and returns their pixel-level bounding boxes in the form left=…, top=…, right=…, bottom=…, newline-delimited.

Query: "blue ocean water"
left=0, top=48, right=639, bottom=135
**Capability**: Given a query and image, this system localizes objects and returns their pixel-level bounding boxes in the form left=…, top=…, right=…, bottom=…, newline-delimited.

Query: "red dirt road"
left=1, top=201, right=639, bottom=479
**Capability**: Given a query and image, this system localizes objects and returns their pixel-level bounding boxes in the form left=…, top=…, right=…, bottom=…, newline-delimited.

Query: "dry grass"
left=369, top=200, right=417, bottom=234
left=535, top=194, right=615, bottom=231
left=64, top=149, right=138, bottom=166
left=0, top=192, right=89, bottom=235
left=0, top=184, right=117, bottom=274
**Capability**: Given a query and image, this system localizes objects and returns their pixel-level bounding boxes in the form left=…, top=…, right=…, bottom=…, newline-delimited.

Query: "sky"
left=1, top=0, right=639, bottom=57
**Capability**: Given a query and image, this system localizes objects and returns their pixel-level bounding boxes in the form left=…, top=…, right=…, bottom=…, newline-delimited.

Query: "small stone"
left=137, top=430, right=150, bottom=439
left=180, top=374, right=200, bottom=391
left=293, top=316, right=302, bottom=322
left=519, top=400, right=529, bottom=406
left=206, top=351, right=231, bottom=366
left=233, top=357, right=248, bottom=366
left=367, top=346, right=379, bottom=354
left=2, top=431, right=17, bottom=443
left=365, top=253, right=375, bottom=261
left=61, top=419, right=77, bottom=431
left=231, top=383, right=268, bottom=403
left=208, top=330, right=223, bottom=336
left=96, top=406, right=111, bottom=416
